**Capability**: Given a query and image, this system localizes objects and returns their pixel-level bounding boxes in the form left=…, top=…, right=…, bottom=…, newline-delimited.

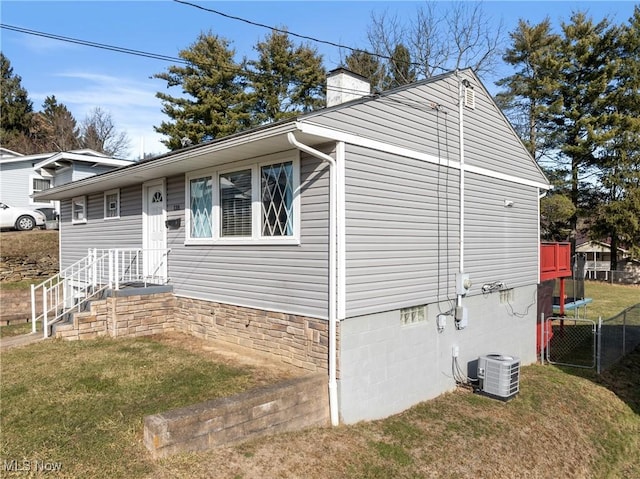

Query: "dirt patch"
left=149, top=332, right=304, bottom=385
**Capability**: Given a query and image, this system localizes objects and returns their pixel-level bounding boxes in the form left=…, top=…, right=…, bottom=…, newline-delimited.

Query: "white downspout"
left=287, top=132, right=340, bottom=427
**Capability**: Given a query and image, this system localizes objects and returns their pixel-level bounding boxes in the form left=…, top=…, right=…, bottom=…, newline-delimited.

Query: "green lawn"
left=0, top=335, right=272, bottom=478
left=585, top=281, right=639, bottom=320
left=2, top=335, right=638, bottom=479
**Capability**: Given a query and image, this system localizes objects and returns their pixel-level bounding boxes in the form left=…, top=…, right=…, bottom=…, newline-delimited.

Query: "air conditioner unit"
left=477, top=354, right=520, bottom=400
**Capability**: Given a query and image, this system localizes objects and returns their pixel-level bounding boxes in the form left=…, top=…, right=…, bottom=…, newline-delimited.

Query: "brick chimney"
left=326, top=68, right=371, bottom=107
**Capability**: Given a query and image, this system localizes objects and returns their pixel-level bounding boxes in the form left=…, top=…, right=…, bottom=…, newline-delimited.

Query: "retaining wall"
left=144, top=373, right=329, bottom=458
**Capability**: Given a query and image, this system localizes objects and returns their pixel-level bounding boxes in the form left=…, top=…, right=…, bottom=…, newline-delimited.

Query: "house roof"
left=33, top=151, right=133, bottom=173
left=0, top=148, right=124, bottom=166
left=576, top=240, right=630, bottom=255
left=0, top=147, right=25, bottom=159
left=33, top=69, right=551, bottom=201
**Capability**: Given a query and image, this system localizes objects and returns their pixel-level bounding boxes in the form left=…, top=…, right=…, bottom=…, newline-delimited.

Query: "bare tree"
left=349, top=1, right=505, bottom=86
left=80, top=107, right=130, bottom=157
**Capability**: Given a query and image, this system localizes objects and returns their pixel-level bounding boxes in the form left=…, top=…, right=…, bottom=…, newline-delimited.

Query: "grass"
left=0, top=334, right=284, bottom=478
left=1, top=336, right=638, bottom=478
left=0, top=229, right=59, bottom=261
left=152, top=349, right=640, bottom=479
left=585, top=280, right=639, bottom=320
left=0, top=321, right=34, bottom=337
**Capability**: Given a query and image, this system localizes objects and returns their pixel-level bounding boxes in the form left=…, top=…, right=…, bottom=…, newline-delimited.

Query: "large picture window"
left=185, top=152, right=299, bottom=244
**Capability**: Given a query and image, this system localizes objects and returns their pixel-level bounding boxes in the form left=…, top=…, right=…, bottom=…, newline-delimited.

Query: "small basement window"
left=401, top=305, right=427, bottom=325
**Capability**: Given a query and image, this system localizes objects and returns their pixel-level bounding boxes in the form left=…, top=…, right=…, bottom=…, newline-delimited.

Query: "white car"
left=0, top=202, right=47, bottom=231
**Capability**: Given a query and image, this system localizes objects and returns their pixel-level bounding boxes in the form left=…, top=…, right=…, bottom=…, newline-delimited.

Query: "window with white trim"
left=261, top=161, right=294, bottom=236
left=220, top=169, right=252, bottom=237
left=185, top=152, right=299, bottom=244
left=189, top=175, right=213, bottom=238
left=30, top=176, right=53, bottom=205
left=32, top=178, right=51, bottom=194
left=104, top=189, right=120, bottom=219
left=72, top=196, right=87, bottom=223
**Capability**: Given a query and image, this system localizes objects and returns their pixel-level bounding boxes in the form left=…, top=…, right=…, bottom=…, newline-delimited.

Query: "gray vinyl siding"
left=344, top=144, right=540, bottom=318
left=463, top=173, right=539, bottom=289
left=306, top=78, right=460, bottom=163
left=461, top=78, right=545, bottom=182
left=345, top=144, right=460, bottom=317
left=0, top=161, right=52, bottom=209
left=59, top=184, right=142, bottom=269
left=54, top=168, right=73, bottom=186
left=166, top=153, right=330, bottom=319
left=303, top=71, right=547, bottom=186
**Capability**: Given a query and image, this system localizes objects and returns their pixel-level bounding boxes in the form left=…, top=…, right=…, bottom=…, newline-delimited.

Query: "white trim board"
left=297, top=122, right=551, bottom=190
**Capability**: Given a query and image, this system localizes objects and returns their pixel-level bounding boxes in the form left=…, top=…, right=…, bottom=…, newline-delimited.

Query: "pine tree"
left=591, top=7, right=640, bottom=264
left=0, top=53, right=34, bottom=152
left=388, top=44, right=416, bottom=88
left=550, top=13, right=620, bottom=248
left=495, top=18, right=561, bottom=161
left=153, top=32, right=251, bottom=150
left=246, top=30, right=325, bottom=126
left=32, top=95, right=81, bottom=152
left=343, top=50, right=387, bottom=92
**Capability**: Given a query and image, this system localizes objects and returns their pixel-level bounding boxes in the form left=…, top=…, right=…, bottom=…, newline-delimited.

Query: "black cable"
left=0, top=23, right=188, bottom=64
left=172, top=0, right=447, bottom=72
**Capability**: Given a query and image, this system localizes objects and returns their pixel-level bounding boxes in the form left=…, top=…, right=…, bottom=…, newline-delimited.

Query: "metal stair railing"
left=31, top=249, right=110, bottom=339
left=31, top=248, right=171, bottom=338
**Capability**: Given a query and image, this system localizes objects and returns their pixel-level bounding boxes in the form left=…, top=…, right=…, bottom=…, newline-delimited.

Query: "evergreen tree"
left=494, top=18, right=561, bottom=162
left=34, top=95, right=81, bottom=152
left=246, top=30, right=325, bottom=125
left=153, top=32, right=251, bottom=150
left=388, top=44, right=416, bottom=88
left=0, top=53, right=34, bottom=152
left=343, top=50, right=387, bottom=92
left=591, top=7, right=640, bottom=264
left=550, top=14, right=619, bottom=248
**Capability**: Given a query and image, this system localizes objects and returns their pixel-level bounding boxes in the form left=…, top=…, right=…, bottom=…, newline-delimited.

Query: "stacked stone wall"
left=55, top=292, right=176, bottom=340
left=144, top=373, right=329, bottom=458
left=174, top=297, right=329, bottom=373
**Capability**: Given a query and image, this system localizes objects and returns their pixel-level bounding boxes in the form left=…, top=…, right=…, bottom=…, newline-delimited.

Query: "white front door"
left=143, top=179, right=167, bottom=281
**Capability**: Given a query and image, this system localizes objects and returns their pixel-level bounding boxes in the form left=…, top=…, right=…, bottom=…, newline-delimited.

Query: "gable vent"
left=464, top=85, right=476, bottom=109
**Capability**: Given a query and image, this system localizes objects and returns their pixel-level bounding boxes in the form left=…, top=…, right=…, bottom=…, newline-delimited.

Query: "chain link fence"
left=545, top=317, right=596, bottom=368
left=597, top=303, right=640, bottom=373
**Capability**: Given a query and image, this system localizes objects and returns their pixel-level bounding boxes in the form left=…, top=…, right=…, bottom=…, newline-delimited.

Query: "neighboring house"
left=34, top=68, right=551, bottom=424
left=0, top=148, right=133, bottom=212
left=577, top=240, right=640, bottom=283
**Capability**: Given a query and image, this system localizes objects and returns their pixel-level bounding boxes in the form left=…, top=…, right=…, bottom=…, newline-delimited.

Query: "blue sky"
left=1, top=1, right=637, bottom=158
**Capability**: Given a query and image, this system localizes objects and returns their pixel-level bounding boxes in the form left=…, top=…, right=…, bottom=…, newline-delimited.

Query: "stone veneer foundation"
left=55, top=289, right=331, bottom=374
left=174, top=297, right=330, bottom=373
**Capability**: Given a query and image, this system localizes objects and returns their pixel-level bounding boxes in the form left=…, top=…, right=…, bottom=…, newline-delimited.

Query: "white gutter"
left=287, top=132, right=340, bottom=427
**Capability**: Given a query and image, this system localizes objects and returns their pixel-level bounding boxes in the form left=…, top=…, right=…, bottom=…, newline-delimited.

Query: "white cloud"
left=31, top=71, right=169, bottom=159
